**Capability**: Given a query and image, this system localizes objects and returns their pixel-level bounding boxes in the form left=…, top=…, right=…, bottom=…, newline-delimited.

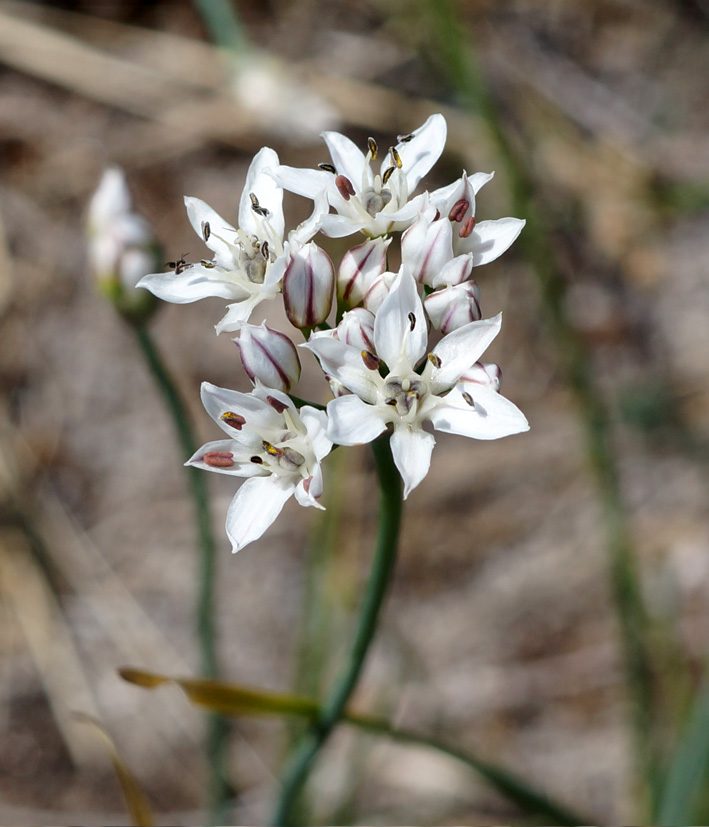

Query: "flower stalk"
left=271, top=432, right=403, bottom=826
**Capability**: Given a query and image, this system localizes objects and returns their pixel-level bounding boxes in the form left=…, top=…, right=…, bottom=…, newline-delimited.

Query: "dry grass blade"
left=73, top=713, right=155, bottom=827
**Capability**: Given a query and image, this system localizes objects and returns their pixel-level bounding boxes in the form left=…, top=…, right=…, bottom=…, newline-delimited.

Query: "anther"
left=408, top=311, right=416, bottom=331
left=462, top=391, right=475, bottom=407
left=221, top=411, right=246, bottom=430
left=335, top=175, right=355, bottom=201
left=448, top=199, right=469, bottom=223
left=201, top=220, right=211, bottom=241
left=318, top=162, right=337, bottom=174
left=266, top=395, right=289, bottom=414
left=200, top=259, right=216, bottom=269
left=250, top=192, right=269, bottom=217
left=250, top=456, right=263, bottom=464
left=367, top=137, right=378, bottom=159
left=460, top=216, right=477, bottom=238
left=262, top=440, right=283, bottom=457
left=203, top=451, right=235, bottom=468
left=384, top=397, right=398, bottom=406
left=281, top=447, right=305, bottom=468
left=389, top=146, right=402, bottom=169
left=428, top=353, right=442, bottom=368
left=261, top=240, right=270, bottom=260
left=382, top=166, right=396, bottom=184
left=397, top=132, right=414, bottom=144
left=361, top=350, right=380, bottom=371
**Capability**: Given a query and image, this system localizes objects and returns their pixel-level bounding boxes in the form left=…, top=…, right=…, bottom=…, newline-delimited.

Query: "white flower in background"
left=187, top=383, right=332, bottom=552
left=269, top=114, right=447, bottom=239
left=305, top=269, right=528, bottom=498
left=87, top=167, right=158, bottom=296
left=138, top=147, right=323, bottom=333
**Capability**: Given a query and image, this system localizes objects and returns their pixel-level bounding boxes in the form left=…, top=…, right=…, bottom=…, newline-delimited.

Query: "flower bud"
left=336, top=307, right=375, bottom=352
left=283, top=242, right=334, bottom=328
left=362, top=269, right=397, bottom=313
left=401, top=207, right=453, bottom=286
left=424, top=280, right=481, bottom=334
left=338, top=237, right=391, bottom=307
left=87, top=167, right=160, bottom=325
left=235, top=323, right=301, bottom=392
left=460, top=361, right=502, bottom=391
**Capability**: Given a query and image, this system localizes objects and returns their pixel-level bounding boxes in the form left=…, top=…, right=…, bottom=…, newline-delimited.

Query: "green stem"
left=426, top=0, right=658, bottom=810
left=272, top=433, right=403, bottom=825
left=133, top=326, right=232, bottom=824
left=192, top=0, right=249, bottom=54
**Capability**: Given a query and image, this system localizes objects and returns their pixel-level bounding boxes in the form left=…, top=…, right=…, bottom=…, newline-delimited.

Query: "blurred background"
left=1, top=0, right=709, bottom=824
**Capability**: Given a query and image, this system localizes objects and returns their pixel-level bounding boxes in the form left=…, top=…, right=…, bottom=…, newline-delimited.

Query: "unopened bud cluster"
left=93, top=114, right=528, bottom=552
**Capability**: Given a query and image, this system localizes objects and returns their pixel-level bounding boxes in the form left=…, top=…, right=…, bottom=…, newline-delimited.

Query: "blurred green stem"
left=272, top=433, right=403, bottom=826
left=192, top=0, right=249, bottom=54
left=134, top=325, right=231, bottom=824
left=426, top=0, right=658, bottom=811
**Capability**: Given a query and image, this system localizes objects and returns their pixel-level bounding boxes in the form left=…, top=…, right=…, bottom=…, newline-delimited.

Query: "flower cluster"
left=136, top=114, right=529, bottom=551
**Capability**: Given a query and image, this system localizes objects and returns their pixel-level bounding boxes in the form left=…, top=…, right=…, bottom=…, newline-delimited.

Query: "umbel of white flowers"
left=131, top=113, right=528, bottom=551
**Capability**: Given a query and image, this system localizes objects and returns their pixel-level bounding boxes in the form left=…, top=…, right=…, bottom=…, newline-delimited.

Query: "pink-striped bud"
left=401, top=208, right=454, bottom=286
left=283, top=243, right=335, bottom=328
left=235, top=323, right=301, bottom=392
left=460, top=361, right=502, bottom=391
left=338, top=237, right=391, bottom=306
left=336, top=308, right=376, bottom=352
left=424, top=280, right=482, bottom=334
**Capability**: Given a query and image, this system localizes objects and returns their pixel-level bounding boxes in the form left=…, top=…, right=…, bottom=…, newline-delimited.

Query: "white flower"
left=235, top=323, right=301, bottom=392
left=269, top=114, right=447, bottom=239
left=304, top=269, right=528, bottom=498
left=187, top=383, right=332, bottom=552
left=137, top=148, right=322, bottom=333
left=87, top=167, right=157, bottom=292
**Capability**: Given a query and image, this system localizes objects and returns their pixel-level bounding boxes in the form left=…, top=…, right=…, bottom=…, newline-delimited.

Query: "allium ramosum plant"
left=123, top=114, right=536, bottom=823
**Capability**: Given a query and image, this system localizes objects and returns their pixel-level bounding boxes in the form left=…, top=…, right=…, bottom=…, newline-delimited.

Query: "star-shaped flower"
left=138, top=148, right=322, bottom=333
left=269, top=114, right=447, bottom=239
left=187, top=383, right=332, bottom=551
left=304, top=269, right=528, bottom=497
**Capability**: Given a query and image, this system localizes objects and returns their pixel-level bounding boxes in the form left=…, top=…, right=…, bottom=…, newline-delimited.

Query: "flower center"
left=381, top=373, right=427, bottom=420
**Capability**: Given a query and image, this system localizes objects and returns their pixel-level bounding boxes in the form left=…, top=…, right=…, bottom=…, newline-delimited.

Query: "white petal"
left=268, top=165, right=332, bottom=200
left=200, top=382, right=282, bottom=436
left=214, top=296, right=263, bottom=333
left=318, top=212, right=366, bottom=238
left=185, top=439, right=266, bottom=477
left=238, top=147, right=285, bottom=240
left=294, top=471, right=326, bottom=510
left=300, top=406, right=333, bottom=462
left=459, top=217, right=525, bottom=266
left=184, top=197, right=236, bottom=267
left=226, top=476, right=295, bottom=552
left=391, top=426, right=435, bottom=499
left=303, top=337, right=380, bottom=404
left=373, top=269, right=427, bottom=371
left=401, top=214, right=453, bottom=286
left=322, top=131, right=368, bottom=189
left=430, top=385, right=529, bottom=440
left=137, top=266, right=245, bottom=303
left=396, top=114, right=447, bottom=192
left=430, top=314, right=502, bottom=392
left=326, top=395, right=387, bottom=445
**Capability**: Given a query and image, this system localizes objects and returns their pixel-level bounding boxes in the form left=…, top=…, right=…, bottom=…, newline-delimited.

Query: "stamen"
left=397, top=132, right=414, bottom=144
left=250, top=456, right=263, bottom=464
left=382, top=166, right=396, bottom=184
left=448, top=199, right=469, bottom=223
left=266, top=395, right=289, bottom=414
left=200, top=259, right=216, bottom=269
left=318, top=162, right=337, bottom=174
left=462, top=391, right=475, bottom=407
left=201, top=220, right=211, bottom=241
left=460, top=216, right=477, bottom=238
left=389, top=146, right=402, bottom=169
left=203, top=451, right=234, bottom=468
left=280, top=447, right=305, bottom=468
left=335, top=175, right=355, bottom=201
left=367, top=137, right=378, bottom=159
left=428, top=353, right=442, bottom=369
left=249, top=192, right=270, bottom=217
left=361, top=350, right=380, bottom=371
left=221, top=411, right=246, bottom=430
left=261, top=240, right=270, bottom=260
left=408, top=311, right=416, bottom=331
left=384, top=397, right=398, bottom=406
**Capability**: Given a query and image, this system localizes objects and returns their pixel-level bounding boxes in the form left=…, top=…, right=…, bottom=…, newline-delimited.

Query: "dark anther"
left=460, top=216, right=476, bottom=238
left=448, top=199, right=469, bottom=223
left=335, top=175, right=356, bottom=201
left=408, top=311, right=416, bottom=331
left=397, top=132, right=414, bottom=143
left=389, top=146, right=402, bottom=168
left=367, top=137, right=378, bottom=159
left=382, top=166, right=396, bottom=184
left=250, top=192, right=270, bottom=217
left=462, top=391, right=475, bottom=407
left=428, top=353, right=442, bottom=368
left=361, top=350, right=380, bottom=371
left=318, top=162, right=337, bottom=174
left=261, top=240, right=270, bottom=260
left=221, top=411, right=246, bottom=430
left=250, top=456, right=264, bottom=464
left=266, top=395, right=289, bottom=414
left=201, top=220, right=211, bottom=241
